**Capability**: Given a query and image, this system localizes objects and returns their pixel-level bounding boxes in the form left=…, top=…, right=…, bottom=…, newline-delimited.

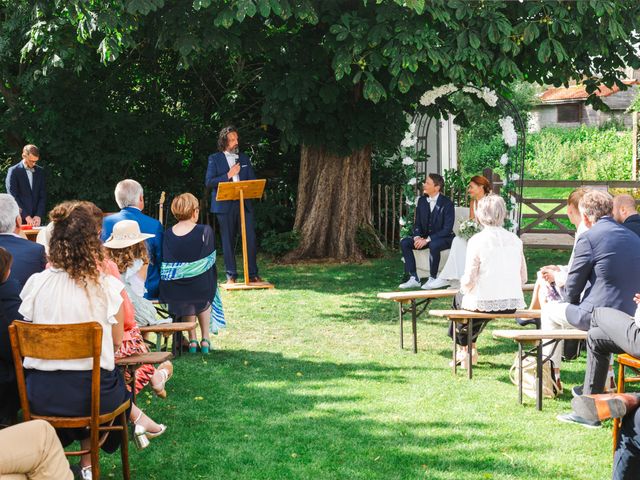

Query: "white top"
left=553, top=221, right=588, bottom=287
left=224, top=151, right=240, bottom=182
left=460, top=226, right=527, bottom=311
left=123, top=258, right=146, bottom=298
left=19, top=268, right=124, bottom=371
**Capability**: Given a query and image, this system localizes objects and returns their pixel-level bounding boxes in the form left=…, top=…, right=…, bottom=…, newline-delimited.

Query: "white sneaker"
left=399, top=277, right=421, bottom=289
left=422, top=277, right=449, bottom=290
left=80, top=466, right=93, bottom=480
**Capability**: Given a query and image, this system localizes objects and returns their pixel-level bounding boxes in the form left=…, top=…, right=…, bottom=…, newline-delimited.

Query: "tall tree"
left=17, top=0, right=640, bottom=260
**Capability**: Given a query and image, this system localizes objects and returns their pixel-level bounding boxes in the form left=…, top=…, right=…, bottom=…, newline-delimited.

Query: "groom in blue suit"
left=399, top=173, right=455, bottom=289
left=205, top=126, right=260, bottom=284
left=101, top=179, right=163, bottom=299
left=5, top=145, right=46, bottom=226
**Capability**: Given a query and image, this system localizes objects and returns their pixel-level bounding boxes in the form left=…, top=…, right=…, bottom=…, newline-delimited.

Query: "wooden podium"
left=217, top=179, right=274, bottom=291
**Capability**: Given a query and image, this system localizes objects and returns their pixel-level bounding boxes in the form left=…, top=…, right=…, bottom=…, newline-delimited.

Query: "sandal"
left=188, top=340, right=199, bottom=354
left=151, top=361, right=173, bottom=399
left=200, top=339, right=211, bottom=355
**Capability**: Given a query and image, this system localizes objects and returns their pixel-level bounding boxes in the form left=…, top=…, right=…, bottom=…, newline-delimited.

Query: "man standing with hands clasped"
left=399, top=173, right=455, bottom=290
left=5, top=145, right=46, bottom=227
left=205, top=126, right=261, bottom=285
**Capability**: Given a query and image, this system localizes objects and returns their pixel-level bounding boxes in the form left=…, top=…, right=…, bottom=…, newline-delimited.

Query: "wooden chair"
left=613, top=353, right=640, bottom=452
left=9, top=321, right=131, bottom=480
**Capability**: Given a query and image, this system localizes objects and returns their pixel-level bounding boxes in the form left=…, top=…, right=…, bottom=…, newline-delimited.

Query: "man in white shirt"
left=399, top=173, right=455, bottom=289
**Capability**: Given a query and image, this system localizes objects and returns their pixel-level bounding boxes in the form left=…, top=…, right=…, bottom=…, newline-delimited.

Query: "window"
left=557, top=104, right=581, bottom=123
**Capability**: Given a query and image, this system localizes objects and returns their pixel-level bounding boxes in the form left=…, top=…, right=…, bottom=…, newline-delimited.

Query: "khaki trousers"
left=0, top=420, right=72, bottom=480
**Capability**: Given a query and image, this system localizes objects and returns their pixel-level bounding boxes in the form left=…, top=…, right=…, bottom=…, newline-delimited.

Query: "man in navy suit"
left=101, top=179, right=163, bottom=299
left=0, top=194, right=46, bottom=289
left=399, top=173, right=455, bottom=290
left=5, top=145, right=46, bottom=226
left=205, top=125, right=260, bottom=284
left=613, top=194, right=640, bottom=237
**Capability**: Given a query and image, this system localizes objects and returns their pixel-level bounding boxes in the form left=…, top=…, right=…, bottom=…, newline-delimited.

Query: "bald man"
left=613, top=194, right=640, bottom=237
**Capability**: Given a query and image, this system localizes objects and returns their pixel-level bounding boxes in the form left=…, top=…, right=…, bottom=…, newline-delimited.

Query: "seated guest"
left=101, top=179, right=163, bottom=300
left=104, top=219, right=173, bottom=396
left=0, top=247, right=21, bottom=425
left=399, top=173, right=455, bottom=289
left=449, top=195, right=527, bottom=367
left=0, top=194, right=46, bottom=288
left=159, top=193, right=224, bottom=354
left=19, top=203, right=165, bottom=478
left=570, top=392, right=640, bottom=478
left=0, top=420, right=73, bottom=479
left=613, top=194, right=640, bottom=237
left=5, top=144, right=46, bottom=227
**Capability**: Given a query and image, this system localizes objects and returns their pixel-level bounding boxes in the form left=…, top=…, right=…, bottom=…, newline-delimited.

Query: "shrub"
left=355, top=224, right=385, bottom=258
left=261, top=230, right=300, bottom=258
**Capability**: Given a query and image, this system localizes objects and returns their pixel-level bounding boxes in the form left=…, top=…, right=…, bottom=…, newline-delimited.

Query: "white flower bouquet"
left=458, top=219, right=481, bottom=240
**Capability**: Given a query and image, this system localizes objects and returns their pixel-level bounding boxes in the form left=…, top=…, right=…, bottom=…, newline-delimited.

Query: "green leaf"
left=468, top=32, right=480, bottom=49
left=537, top=38, right=551, bottom=62
left=397, top=70, right=413, bottom=94
left=257, top=0, right=271, bottom=17
left=363, top=75, right=386, bottom=103
left=522, top=23, right=539, bottom=44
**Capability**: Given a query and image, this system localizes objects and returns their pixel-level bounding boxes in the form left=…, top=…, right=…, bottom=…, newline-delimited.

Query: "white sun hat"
left=104, top=220, right=155, bottom=249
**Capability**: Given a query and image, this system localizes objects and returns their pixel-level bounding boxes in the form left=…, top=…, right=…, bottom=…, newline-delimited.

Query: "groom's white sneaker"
left=398, top=277, right=421, bottom=289
left=422, top=277, right=449, bottom=290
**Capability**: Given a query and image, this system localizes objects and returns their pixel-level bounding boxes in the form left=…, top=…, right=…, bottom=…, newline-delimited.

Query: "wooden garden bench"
left=116, top=351, right=173, bottom=403
left=139, top=322, right=197, bottom=356
left=429, top=309, right=542, bottom=379
left=377, top=284, right=535, bottom=354
left=492, top=329, right=587, bottom=411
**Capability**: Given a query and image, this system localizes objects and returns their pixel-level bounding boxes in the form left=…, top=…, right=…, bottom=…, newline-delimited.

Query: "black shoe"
left=556, top=412, right=601, bottom=429
left=515, top=317, right=541, bottom=328
left=572, top=385, right=583, bottom=398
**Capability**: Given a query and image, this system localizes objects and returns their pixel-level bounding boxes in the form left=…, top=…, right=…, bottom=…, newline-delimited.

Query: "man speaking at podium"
left=205, top=125, right=261, bottom=284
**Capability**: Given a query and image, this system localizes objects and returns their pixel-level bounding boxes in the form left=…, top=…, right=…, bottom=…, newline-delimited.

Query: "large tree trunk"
left=284, top=144, right=379, bottom=262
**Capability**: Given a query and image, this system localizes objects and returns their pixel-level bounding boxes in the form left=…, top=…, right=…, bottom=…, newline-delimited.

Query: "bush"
left=355, top=224, right=385, bottom=258
left=260, top=230, right=300, bottom=257
left=525, top=126, right=632, bottom=180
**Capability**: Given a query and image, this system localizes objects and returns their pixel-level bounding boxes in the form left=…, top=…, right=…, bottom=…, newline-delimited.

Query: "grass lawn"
left=101, top=249, right=616, bottom=479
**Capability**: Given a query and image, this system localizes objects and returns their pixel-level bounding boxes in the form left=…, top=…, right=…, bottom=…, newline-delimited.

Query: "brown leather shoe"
left=226, top=278, right=236, bottom=285
left=571, top=393, right=640, bottom=423
left=250, top=276, right=263, bottom=283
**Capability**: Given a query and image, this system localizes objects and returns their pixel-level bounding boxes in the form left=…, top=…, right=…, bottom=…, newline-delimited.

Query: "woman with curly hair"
left=19, top=202, right=165, bottom=479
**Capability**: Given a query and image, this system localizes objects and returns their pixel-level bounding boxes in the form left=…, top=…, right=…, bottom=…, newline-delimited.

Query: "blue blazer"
left=101, top=207, right=163, bottom=300
left=0, top=235, right=46, bottom=289
left=5, top=162, right=46, bottom=220
left=563, top=217, right=640, bottom=331
left=205, top=152, right=257, bottom=214
left=413, top=194, right=456, bottom=242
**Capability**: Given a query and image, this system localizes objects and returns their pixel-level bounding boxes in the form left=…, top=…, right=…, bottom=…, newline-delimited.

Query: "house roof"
left=539, top=80, right=639, bottom=103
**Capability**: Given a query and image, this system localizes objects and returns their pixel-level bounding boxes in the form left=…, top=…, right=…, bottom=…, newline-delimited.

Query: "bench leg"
left=411, top=300, right=417, bottom=354
left=399, top=303, right=404, bottom=350
left=613, top=361, right=625, bottom=454
left=518, top=343, right=523, bottom=405
left=536, top=341, right=543, bottom=411
left=467, top=319, right=473, bottom=380
left=155, top=334, right=162, bottom=352
left=452, top=320, right=457, bottom=376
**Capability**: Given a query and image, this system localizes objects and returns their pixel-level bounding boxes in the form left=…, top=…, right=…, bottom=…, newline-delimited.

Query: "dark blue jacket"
left=5, top=162, right=46, bottom=220
left=101, top=207, right=163, bottom=300
left=205, top=152, right=257, bottom=214
left=413, top=194, right=456, bottom=242
left=0, top=235, right=46, bottom=289
left=622, top=214, right=640, bottom=237
left=563, top=217, right=640, bottom=331
left=0, top=278, right=22, bottom=385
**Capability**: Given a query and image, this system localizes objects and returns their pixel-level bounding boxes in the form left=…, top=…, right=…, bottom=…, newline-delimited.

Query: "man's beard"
left=230, top=146, right=239, bottom=154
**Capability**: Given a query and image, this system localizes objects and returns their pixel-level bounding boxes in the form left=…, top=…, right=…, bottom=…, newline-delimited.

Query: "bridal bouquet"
left=458, top=219, right=481, bottom=240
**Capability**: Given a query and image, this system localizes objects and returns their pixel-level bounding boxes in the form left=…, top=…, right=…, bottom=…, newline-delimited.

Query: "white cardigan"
left=460, top=226, right=527, bottom=311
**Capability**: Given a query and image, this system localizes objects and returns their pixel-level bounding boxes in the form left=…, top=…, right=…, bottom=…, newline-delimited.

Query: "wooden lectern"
left=217, top=179, right=274, bottom=291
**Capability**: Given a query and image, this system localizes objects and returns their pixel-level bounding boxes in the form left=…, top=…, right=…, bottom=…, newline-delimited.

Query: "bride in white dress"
left=430, top=175, right=492, bottom=288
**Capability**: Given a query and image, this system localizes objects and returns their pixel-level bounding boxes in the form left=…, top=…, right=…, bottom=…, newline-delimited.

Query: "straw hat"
left=104, top=220, right=155, bottom=249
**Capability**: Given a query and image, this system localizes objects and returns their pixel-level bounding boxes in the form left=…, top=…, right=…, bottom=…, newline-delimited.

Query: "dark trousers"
left=216, top=202, right=258, bottom=280
left=583, top=307, right=640, bottom=394
left=614, top=403, right=640, bottom=480
left=448, top=292, right=516, bottom=346
left=400, top=236, right=451, bottom=279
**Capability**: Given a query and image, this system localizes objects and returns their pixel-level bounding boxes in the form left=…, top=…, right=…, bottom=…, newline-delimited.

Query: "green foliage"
left=442, top=168, right=470, bottom=206
left=355, top=224, right=384, bottom=258
left=260, top=229, right=300, bottom=258
left=525, top=126, right=632, bottom=181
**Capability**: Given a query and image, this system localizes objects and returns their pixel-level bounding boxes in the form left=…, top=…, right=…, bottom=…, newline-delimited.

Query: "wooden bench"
left=139, top=322, right=197, bottom=356
left=376, top=284, right=535, bottom=354
left=492, top=329, right=587, bottom=411
left=429, top=309, right=542, bottom=380
left=116, top=351, right=173, bottom=403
